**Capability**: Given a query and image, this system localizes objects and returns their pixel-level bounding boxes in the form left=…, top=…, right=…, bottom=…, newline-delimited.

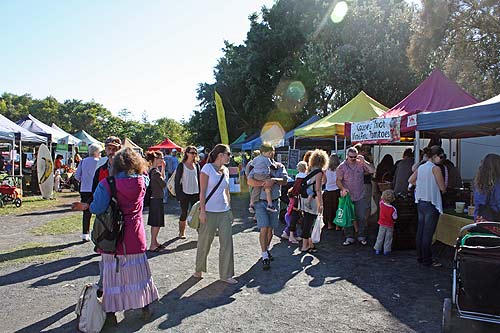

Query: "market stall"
left=417, top=93, right=500, bottom=245
left=148, top=137, right=183, bottom=152
left=346, top=69, right=479, bottom=249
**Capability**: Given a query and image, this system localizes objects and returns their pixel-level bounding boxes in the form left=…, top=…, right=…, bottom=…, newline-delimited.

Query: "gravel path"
left=0, top=194, right=496, bottom=332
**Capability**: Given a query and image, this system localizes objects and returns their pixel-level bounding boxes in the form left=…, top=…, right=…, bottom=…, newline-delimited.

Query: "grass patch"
left=0, top=242, right=70, bottom=268
left=32, top=213, right=94, bottom=236
left=0, top=192, right=80, bottom=216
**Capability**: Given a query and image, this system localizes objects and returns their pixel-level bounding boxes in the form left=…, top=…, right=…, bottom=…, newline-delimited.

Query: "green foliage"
left=0, top=93, right=188, bottom=149
left=408, top=0, right=500, bottom=100
left=187, top=0, right=420, bottom=147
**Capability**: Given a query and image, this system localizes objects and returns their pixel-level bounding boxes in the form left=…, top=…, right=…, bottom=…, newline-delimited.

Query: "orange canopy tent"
left=148, top=138, right=183, bottom=151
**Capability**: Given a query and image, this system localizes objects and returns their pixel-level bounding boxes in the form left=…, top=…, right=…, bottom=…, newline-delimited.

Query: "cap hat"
left=105, top=136, right=122, bottom=147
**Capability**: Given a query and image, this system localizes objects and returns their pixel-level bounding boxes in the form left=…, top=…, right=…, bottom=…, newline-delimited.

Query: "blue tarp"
left=417, top=94, right=500, bottom=138
left=281, top=114, right=321, bottom=146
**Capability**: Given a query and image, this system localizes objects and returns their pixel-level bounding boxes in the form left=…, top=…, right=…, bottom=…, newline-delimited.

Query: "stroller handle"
left=459, top=222, right=500, bottom=237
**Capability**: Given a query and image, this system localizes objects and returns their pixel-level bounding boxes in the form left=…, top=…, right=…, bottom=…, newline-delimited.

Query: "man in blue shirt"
left=163, top=149, right=179, bottom=202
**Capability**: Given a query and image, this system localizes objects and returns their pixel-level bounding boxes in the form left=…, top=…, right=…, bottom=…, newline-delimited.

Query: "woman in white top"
left=74, top=143, right=101, bottom=242
left=174, top=145, right=200, bottom=239
left=300, top=149, right=328, bottom=253
left=409, top=146, right=446, bottom=267
left=323, top=153, right=341, bottom=230
left=193, top=144, right=237, bottom=284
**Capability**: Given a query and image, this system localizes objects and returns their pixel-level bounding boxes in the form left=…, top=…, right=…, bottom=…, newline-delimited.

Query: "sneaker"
left=81, top=234, right=91, bottom=242
left=267, top=250, right=274, bottom=261
left=281, top=232, right=289, bottom=240
left=266, top=205, right=278, bottom=213
left=374, top=249, right=381, bottom=255
left=342, top=239, right=354, bottom=246
left=262, top=258, right=270, bottom=270
left=359, top=239, right=367, bottom=246
left=248, top=206, right=255, bottom=214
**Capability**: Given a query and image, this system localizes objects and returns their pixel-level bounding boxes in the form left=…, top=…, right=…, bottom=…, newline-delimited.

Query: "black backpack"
left=300, top=169, right=323, bottom=198
left=91, top=176, right=125, bottom=253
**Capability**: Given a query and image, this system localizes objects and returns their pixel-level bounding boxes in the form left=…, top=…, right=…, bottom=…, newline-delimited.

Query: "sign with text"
left=351, top=117, right=401, bottom=143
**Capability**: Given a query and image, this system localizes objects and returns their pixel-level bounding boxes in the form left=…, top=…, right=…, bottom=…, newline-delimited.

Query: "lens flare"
left=274, top=80, right=307, bottom=114
left=260, top=122, right=286, bottom=147
left=331, top=1, right=348, bottom=23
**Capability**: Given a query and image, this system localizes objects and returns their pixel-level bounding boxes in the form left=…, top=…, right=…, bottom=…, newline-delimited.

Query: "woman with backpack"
left=145, top=150, right=166, bottom=252
left=174, top=145, right=201, bottom=239
left=72, top=147, right=159, bottom=324
left=193, top=144, right=237, bottom=284
left=300, top=149, right=328, bottom=253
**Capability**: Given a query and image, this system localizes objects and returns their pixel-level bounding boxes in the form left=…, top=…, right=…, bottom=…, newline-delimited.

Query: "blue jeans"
left=416, top=200, right=440, bottom=265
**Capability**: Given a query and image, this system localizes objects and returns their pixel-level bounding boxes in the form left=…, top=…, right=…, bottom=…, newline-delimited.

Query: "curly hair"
left=112, top=147, right=148, bottom=175
left=474, top=154, right=500, bottom=193
left=145, top=150, right=163, bottom=163
left=308, top=149, right=329, bottom=170
left=302, top=150, right=313, bottom=164
left=381, top=189, right=395, bottom=203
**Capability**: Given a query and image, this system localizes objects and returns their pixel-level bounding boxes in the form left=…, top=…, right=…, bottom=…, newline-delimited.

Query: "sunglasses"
left=187, top=151, right=198, bottom=155
left=348, top=155, right=357, bottom=159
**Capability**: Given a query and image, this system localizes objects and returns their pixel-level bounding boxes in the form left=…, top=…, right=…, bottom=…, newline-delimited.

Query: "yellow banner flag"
left=215, top=90, right=229, bottom=144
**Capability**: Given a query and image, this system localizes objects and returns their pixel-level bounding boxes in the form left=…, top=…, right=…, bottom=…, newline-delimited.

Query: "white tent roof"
left=0, top=114, right=47, bottom=143
left=17, top=114, right=64, bottom=143
left=51, top=123, right=81, bottom=145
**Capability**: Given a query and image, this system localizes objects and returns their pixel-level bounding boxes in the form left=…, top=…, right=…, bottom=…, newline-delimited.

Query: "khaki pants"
left=195, top=210, right=234, bottom=279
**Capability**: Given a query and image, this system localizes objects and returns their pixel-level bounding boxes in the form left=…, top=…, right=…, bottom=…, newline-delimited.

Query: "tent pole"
left=293, top=136, right=296, bottom=149
left=448, top=138, right=452, bottom=162
left=11, top=138, right=16, bottom=177
left=343, top=136, right=347, bottom=159
left=415, top=131, right=420, bottom=164
left=335, top=135, right=338, bottom=153
left=19, top=139, right=23, bottom=177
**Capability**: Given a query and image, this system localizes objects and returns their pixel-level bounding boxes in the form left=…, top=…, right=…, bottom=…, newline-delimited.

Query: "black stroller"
left=442, top=222, right=500, bottom=332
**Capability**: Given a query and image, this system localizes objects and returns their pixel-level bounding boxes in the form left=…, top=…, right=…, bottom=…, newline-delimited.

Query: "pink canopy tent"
left=148, top=138, right=183, bottom=151
left=380, top=69, right=478, bottom=135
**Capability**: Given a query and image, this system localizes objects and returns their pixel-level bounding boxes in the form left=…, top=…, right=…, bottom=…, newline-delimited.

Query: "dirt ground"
left=0, top=193, right=497, bottom=333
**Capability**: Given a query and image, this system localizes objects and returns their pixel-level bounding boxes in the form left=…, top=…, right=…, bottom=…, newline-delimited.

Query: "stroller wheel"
left=14, top=198, right=22, bottom=208
left=442, top=298, right=452, bottom=333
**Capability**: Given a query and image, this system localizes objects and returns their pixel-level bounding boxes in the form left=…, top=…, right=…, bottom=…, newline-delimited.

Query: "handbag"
left=311, top=214, right=322, bottom=243
left=187, top=172, right=225, bottom=229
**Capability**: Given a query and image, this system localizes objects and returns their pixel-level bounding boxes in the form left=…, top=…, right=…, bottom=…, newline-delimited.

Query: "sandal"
left=221, top=277, right=238, bottom=284
left=148, top=246, right=165, bottom=253
left=342, top=240, right=353, bottom=246
left=359, top=240, right=367, bottom=246
left=308, top=247, right=318, bottom=253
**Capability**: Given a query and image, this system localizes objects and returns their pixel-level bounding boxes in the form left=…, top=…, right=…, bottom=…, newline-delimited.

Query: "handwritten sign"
left=351, top=117, right=401, bottom=143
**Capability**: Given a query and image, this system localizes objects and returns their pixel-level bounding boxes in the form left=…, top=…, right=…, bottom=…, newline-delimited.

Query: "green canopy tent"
left=294, top=91, right=388, bottom=153
left=230, top=132, right=247, bottom=147
left=73, top=130, right=103, bottom=153
left=295, top=91, right=388, bottom=138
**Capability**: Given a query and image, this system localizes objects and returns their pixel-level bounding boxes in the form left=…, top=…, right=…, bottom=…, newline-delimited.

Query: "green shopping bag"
left=334, top=194, right=355, bottom=228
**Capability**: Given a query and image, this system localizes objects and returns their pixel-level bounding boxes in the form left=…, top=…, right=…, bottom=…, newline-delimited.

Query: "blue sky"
left=0, top=0, right=274, bottom=122
left=1, top=0, right=419, bottom=123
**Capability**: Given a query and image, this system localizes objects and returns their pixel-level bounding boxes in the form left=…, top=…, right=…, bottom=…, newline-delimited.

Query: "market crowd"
left=71, top=136, right=500, bottom=326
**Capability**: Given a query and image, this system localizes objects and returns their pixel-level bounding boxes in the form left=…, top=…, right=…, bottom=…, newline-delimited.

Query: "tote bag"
left=334, top=194, right=355, bottom=228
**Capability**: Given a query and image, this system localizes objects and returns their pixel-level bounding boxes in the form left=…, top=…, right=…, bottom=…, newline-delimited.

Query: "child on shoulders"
left=248, top=143, right=278, bottom=213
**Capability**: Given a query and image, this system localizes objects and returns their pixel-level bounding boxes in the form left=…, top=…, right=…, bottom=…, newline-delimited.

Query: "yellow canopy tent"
left=294, top=91, right=388, bottom=138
